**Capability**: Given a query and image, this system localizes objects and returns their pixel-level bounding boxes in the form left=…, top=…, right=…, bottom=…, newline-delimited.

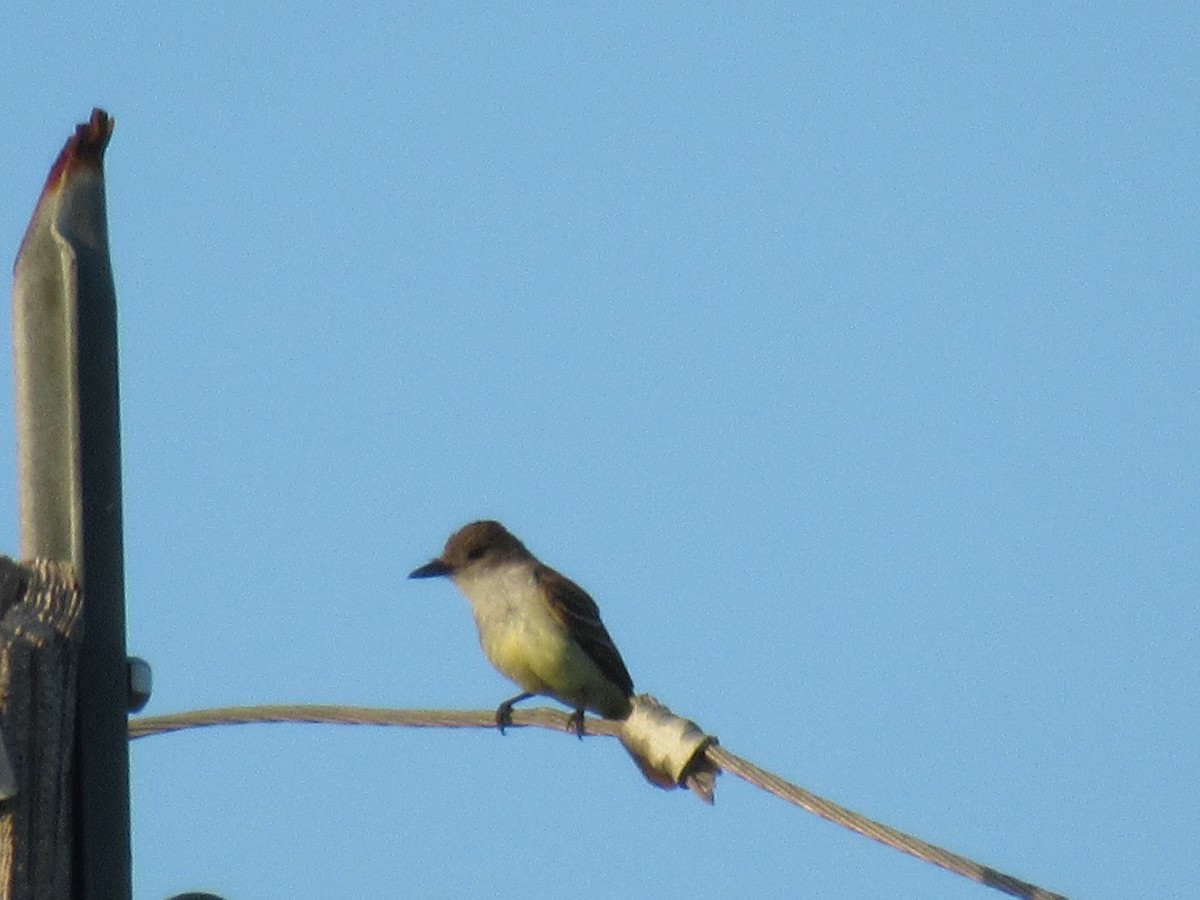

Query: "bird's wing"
left=536, top=565, right=635, bottom=696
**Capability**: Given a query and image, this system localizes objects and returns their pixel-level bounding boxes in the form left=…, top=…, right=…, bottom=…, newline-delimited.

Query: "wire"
left=705, top=744, right=1067, bottom=900
left=129, top=705, right=1068, bottom=899
left=128, top=704, right=609, bottom=738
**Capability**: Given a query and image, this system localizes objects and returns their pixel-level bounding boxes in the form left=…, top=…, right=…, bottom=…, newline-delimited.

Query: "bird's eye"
left=467, top=546, right=487, bottom=561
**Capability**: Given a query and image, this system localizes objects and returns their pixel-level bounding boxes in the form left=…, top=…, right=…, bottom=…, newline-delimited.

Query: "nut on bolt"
left=127, top=656, right=152, bottom=712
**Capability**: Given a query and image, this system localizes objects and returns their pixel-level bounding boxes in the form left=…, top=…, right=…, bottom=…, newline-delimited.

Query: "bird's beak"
left=409, top=558, right=452, bottom=579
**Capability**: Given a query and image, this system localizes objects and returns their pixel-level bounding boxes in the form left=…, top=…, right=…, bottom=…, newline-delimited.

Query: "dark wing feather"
left=536, top=564, right=634, bottom=696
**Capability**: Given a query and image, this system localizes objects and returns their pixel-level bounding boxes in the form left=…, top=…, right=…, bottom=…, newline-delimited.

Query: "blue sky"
left=4, top=5, right=1197, bottom=898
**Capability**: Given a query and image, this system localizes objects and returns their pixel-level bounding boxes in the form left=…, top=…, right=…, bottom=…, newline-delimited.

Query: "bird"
left=408, top=520, right=634, bottom=736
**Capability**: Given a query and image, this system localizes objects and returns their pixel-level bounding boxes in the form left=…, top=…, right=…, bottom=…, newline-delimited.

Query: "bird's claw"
left=568, top=708, right=586, bottom=740
left=495, top=702, right=514, bottom=735
left=495, top=692, right=533, bottom=735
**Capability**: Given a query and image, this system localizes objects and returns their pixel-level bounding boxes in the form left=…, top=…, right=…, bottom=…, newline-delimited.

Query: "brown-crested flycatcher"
left=410, top=520, right=720, bottom=801
left=409, top=520, right=634, bottom=735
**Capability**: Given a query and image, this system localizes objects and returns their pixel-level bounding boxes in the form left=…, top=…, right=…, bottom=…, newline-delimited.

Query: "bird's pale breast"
left=454, top=563, right=628, bottom=716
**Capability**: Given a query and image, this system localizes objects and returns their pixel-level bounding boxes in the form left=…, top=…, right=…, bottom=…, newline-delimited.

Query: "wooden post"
left=0, top=559, right=83, bottom=899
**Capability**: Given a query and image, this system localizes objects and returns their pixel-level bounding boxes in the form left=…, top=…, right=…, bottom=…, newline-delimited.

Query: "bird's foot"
left=495, top=704, right=513, bottom=735
left=568, top=707, right=586, bottom=740
left=495, top=692, right=534, bottom=735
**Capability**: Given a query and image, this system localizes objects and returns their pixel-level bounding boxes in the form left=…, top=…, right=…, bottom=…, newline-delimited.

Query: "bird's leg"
left=495, top=692, right=534, bottom=735
left=568, top=704, right=586, bottom=740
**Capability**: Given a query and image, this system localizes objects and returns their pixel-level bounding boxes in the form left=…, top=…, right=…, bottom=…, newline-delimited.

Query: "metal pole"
left=12, top=109, right=131, bottom=899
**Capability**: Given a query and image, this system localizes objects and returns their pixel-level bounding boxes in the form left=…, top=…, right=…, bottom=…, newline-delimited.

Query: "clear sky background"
left=4, top=5, right=1197, bottom=899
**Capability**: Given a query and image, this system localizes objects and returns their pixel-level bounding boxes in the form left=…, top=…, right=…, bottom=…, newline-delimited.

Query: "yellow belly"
left=481, top=618, right=628, bottom=718
left=457, top=561, right=631, bottom=719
